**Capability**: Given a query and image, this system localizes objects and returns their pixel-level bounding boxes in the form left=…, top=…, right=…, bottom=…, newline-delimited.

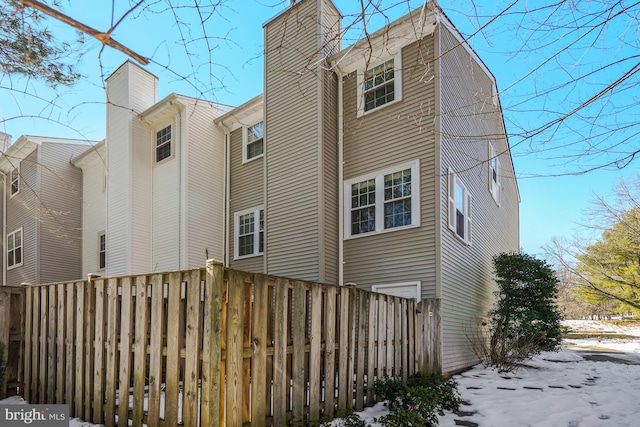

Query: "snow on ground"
left=330, top=320, right=640, bottom=427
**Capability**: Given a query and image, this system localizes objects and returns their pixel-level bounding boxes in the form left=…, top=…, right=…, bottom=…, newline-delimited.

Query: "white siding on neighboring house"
left=73, top=142, right=107, bottom=277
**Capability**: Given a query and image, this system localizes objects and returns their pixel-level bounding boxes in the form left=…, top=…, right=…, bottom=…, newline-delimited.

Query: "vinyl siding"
left=106, top=62, right=157, bottom=276
left=6, top=150, right=39, bottom=285
left=184, top=99, right=225, bottom=268
left=437, top=25, right=519, bottom=373
left=264, top=0, right=341, bottom=282
left=342, top=35, right=438, bottom=299
left=152, top=116, right=180, bottom=272
left=229, top=127, right=264, bottom=273
left=38, top=143, right=87, bottom=284
left=77, top=148, right=107, bottom=276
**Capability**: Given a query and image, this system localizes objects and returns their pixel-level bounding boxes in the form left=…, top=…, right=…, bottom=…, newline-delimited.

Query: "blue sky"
left=1, top=0, right=637, bottom=258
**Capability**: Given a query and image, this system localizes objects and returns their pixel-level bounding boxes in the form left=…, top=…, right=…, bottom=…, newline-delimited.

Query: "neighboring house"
left=75, top=61, right=230, bottom=277
left=0, top=135, right=92, bottom=286
left=216, top=0, right=520, bottom=373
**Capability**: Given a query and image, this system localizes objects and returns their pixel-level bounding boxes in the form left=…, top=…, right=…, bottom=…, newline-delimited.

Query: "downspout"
left=217, top=122, right=231, bottom=267
left=332, top=61, right=345, bottom=286
left=2, top=172, right=5, bottom=286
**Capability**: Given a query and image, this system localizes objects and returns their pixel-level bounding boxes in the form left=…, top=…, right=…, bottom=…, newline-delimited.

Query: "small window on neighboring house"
left=234, top=206, right=264, bottom=259
left=358, top=53, right=402, bottom=116
left=156, top=125, right=172, bottom=163
left=243, top=121, right=264, bottom=162
left=489, top=143, right=501, bottom=204
left=10, top=166, right=19, bottom=196
left=7, top=228, right=23, bottom=269
left=345, top=160, right=420, bottom=238
left=448, top=169, right=472, bottom=244
left=98, top=233, right=106, bottom=270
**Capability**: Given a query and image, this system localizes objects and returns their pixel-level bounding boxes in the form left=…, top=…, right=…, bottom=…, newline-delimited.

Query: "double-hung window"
left=345, top=160, right=420, bottom=238
left=358, top=53, right=402, bottom=116
left=98, top=233, right=106, bottom=270
left=7, top=228, right=23, bottom=269
left=156, top=125, right=172, bottom=163
left=243, top=121, right=264, bottom=162
left=448, top=169, right=472, bottom=244
left=10, top=166, right=19, bottom=196
left=235, top=207, right=264, bottom=259
left=489, top=143, right=501, bottom=204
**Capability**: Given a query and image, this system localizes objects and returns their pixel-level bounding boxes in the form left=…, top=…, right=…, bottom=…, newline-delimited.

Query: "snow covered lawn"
left=330, top=320, right=640, bottom=427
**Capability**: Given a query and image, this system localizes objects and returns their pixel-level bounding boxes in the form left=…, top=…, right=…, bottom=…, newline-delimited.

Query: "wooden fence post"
left=416, top=299, right=441, bottom=374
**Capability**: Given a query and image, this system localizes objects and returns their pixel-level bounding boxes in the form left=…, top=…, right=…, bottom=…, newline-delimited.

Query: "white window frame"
left=98, top=232, right=106, bottom=270
left=243, top=121, right=264, bottom=163
left=489, top=143, right=501, bottom=205
left=448, top=168, right=472, bottom=245
left=344, top=160, right=420, bottom=239
left=357, top=53, right=403, bottom=117
left=155, top=124, right=172, bottom=163
left=7, top=227, right=23, bottom=269
left=371, top=281, right=421, bottom=302
left=10, top=166, right=19, bottom=197
left=234, top=206, right=264, bottom=259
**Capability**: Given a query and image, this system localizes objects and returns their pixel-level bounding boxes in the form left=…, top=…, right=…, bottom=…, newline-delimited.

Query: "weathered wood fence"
left=0, top=262, right=441, bottom=426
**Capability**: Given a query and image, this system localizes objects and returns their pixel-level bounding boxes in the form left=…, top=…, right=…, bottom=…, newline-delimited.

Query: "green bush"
left=372, top=373, right=463, bottom=427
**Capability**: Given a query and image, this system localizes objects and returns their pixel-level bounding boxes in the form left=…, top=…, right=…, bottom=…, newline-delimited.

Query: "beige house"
left=6, top=0, right=518, bottom=374
left=217, top=0, right=519, bottom=373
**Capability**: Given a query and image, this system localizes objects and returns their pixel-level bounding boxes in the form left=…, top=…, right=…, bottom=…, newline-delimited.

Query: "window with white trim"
left=345, top=160, right=420, bottom=238
left=156, top=125, right=172, bottom=163
left=371, top=281, right=421, bottom=302
left=10, top=166, right=19, bottom=196
left=489, top=143, right=501, bottom=204
left=243, top=121, right=264, bottom=162
left=357, top=53, right=402, bottom=116
left=448, top=169, right=472, bottom=244
left=98, top=233, right=106, bottom=270
left=7, top=228, right=23, bottom=269
left=234, top=207, right=264, bottom=259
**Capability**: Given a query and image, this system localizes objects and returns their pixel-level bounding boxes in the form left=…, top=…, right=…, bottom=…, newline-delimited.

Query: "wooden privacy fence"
left=0, top=286, right=24, bottom=399
left=2, top=261, right=441, bottom=426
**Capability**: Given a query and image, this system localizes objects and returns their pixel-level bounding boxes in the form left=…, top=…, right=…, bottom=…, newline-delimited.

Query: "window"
left=7, top=228, right=23, bottom=269
left=357, top=53, right=402, bottom=116
left=489, top=143, right=501, bottom=204
left=371, top=281, right=421, bottom=302
left=234, top=207, right=264, bottom=259
left=156, top=125, right=172, bottom=162
left=345, top=161, right=420, bottom=238
left=243, top=121, right=264, bottom=162
left=10, top=166, right=19, bottom=196
left=448, top=169, right=472, bottom=244
left=98, top=233, right=106, bottom=270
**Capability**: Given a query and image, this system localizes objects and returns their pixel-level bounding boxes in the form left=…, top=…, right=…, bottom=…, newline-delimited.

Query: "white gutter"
left=2, top=172, right=5, bottom=286
left=332, top=61, right=345, bottom=286
left=218, top=123, right=231, bottom=267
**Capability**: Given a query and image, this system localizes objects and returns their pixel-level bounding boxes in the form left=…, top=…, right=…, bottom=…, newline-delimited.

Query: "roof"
left=0, top=135, right=95, bottom=173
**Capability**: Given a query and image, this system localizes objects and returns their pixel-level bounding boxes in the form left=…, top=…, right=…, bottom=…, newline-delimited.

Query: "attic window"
left=243, top=121, right=264, bottom=163
left=156, top=125, right=172, bottom=162
left=10, top=166, right=19, bottom=196
left=357, top=53, right=403, bottom=116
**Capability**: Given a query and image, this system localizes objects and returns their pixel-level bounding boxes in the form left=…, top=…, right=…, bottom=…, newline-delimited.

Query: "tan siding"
left=184, top=99, right=225, bottom=268
left=264, top=0, right=341, bottom=282
left=229, top=127, right=264, bottom=273
left=38, top=143, right=87, bottom=283
left=321, top=70, right=339, bottom=285
left=342, top=35, right=438, bottom=299
left=7, top=150, right=39, bottom=285
left=437, top=25, right=519, bottom=373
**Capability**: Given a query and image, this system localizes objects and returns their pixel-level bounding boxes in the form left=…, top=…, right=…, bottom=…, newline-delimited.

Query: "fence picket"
left=309, top=284, right=322, bottom=423
left=132, top=276, right=148, bottom=427
left=182, top=269, right=202, bottom=427
left=250, top=274, right=268, bottom=427
left=104, top=279, right=119, bottom=427
left=117, top=278, right=134, bottom=427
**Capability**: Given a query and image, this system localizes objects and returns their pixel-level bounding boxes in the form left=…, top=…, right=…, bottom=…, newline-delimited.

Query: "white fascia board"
left=215, top=94, right=264, bottom=132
